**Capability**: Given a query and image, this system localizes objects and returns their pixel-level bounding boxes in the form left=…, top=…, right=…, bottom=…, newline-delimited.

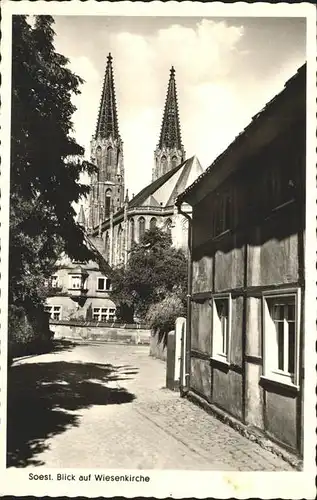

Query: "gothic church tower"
left=153, top=66, right=186, bottom=181
left=89, top=54, right=124, bottom=230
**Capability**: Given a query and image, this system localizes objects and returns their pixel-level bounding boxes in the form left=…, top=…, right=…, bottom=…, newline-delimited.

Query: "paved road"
left=7, top=342, right=293, bottom=470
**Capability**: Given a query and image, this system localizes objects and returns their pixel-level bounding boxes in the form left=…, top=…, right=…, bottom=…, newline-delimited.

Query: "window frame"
left=130, top=218, right=135, bottom=246
left=70, top=274, right=83, bottom=290
left=44, top=305, right=62, bottom=321
left=50, top=275, right=59, bottom=288
left=211, top=293, right=232, bottom=365
left=212, top=191, right=233, bottom=239
left=93, top=307, right=116, bottom=322
left=262, top=288, right=301, bottom=388
left=97, top=276, right=112, bottom=292
left=138, top=216, right=146, bottom=241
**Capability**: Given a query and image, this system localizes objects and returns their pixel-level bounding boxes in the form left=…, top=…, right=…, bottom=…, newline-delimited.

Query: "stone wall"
left=50, top=321, right=150, bottom=345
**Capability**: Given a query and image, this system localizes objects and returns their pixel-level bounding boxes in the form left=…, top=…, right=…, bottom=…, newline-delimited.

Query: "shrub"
left=8, top=304, right=53, bottom=361
left=146, top=292, right=186, bottom=337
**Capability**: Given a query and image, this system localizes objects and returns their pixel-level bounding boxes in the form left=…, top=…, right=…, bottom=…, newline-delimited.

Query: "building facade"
left=177, top=64, right=306, bottom=455
left=45, top=242, right=116, bottom=323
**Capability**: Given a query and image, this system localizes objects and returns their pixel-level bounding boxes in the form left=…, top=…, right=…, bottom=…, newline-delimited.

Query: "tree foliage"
left=10, top=15, right=95, bottom=310
left=110, top=227, right=188, bottom=321
left=146, top=292, right=186, bottom=335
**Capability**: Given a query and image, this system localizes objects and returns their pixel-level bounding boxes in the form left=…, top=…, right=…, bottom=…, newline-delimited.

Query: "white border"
left=1, top=2, right=316, bottom=499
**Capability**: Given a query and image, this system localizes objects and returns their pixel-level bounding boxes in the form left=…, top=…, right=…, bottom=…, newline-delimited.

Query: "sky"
left=52, top=16, right=306, bottom=201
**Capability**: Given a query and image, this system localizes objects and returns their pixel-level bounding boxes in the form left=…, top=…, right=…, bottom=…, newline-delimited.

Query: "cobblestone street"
left=7, top=341, right=293, bottom=470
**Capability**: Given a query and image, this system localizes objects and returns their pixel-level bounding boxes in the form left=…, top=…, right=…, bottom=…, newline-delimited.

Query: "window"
left=107, top=146, right=113, bottom=166
left=267, top=164, right=296, bottom=211
left=211, top=294, right=231, bottom=364
left=96, top=146, right=102, bottom=165
left=51, top=275, right=59, bottom=288
left=138, top=217, right=145, bottom=241
left=161, top=155, right=167, bottom=174
left=44, top=305, right=61, bottom=321
left=150, top=217, right=157, bottom=230
left=262, top=289, right=300, bottom=387
left=97, top=277, right=112, bottom=291
left=105, top=189, right=112, bottom=217
left=70, top=275, right=82, bottom=289
left=105, top=232, right=110, bottom=261
left=93, top=307, right=116, bottom=322
left=117, top=225, right=123, bottom=260
left=171, top=155, right=178, bottom=169
left=213, top=192, right=232, bottom=237
left=165, top=218, right=172, bottom=238
left=108, top=308, right=116, bottom=320
left=130, top=218, right=135, bottom=245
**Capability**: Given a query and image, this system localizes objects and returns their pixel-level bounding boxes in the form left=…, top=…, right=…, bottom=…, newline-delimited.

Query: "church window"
left=105, top=189, right=112, bottom=217
left=161, top=156, right=167, bottom=174
left=105, top=232, right=110, bottom=261
left=106, top=147, right=113, bottom=180
left=117, top=225, right=123, bottom=261
left=171, top=155, right=178, bottom=169
left=96, top=146, right=102, bottom=165
left=139, top=217, right=146, bottom=241
left=166, top=218, right=172, bottom=239
left=107, top=146, right=113, bottom=166
left=150, top=217, right=157, bottom=230
left=130, top=218, right=135, bottom=245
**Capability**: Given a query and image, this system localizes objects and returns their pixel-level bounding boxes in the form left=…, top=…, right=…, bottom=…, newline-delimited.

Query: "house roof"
left=176, top=62, right=306, bottom=205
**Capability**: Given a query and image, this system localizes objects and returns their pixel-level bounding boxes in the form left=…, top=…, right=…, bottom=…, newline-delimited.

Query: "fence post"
left=166, top=317, right=186, bottom=391
left=166, top=330, right=176, bottom=390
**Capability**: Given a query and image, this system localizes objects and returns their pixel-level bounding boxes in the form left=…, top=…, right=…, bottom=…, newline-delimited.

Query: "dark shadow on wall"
left=7, top=360, right=137, bottom=468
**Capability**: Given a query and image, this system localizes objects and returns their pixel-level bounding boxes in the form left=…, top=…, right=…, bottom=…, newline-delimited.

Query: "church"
left=44, top=54, right=203, bottom=323
left=80, top=53, right=203, bottom=266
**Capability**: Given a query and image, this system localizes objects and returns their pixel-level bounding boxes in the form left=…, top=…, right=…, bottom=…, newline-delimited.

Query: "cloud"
left=154, top=20, right=244, bottom=84
left=103, top=18, right=247, bottom=194
left=64, top=17, right=304, bottom=201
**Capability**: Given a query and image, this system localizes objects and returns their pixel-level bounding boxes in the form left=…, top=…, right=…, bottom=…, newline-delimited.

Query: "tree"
left=110, top=227, right=188, bottom=322
left=10, top=15, right=96, bottom=312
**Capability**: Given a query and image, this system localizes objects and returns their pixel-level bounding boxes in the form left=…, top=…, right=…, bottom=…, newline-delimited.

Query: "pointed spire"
left=158, top=66, right=183, bottom=150
left=125, top=189, right=129, bottom=204
left=78, top=204, right=85, bottom=227
left=95, top=53, right=120, bottom=140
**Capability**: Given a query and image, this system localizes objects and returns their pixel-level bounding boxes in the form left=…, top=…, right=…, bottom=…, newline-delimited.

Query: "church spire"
left=95, top=53, right=120, bottom=140
left=159, top=66, right=183, bottom=150
left=89, top=53, right=125, bottom=232
left=153, top=66, right=186, bottom=181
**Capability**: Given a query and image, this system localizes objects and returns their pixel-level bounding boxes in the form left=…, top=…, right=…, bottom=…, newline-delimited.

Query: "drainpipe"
left=176, top=202, right=192, bottom=397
